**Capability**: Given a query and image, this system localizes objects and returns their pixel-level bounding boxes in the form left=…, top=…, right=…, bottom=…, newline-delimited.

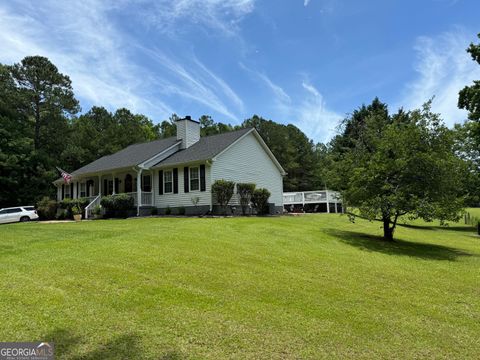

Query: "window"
left=190, top=167, right=199, bottom=191
left=142, top=175, right=151, bottom=192
left=164, top=170, right=173, bottom=193
left=7, top=208, right=22, bottom=213
left=80, top=183, right=86, bottom=197
left=23, top=206, right=35, bottom=211
left=64, top=185, right=71, bottom=199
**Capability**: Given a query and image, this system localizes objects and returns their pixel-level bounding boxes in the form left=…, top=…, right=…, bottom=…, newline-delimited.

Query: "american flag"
left=56, top=167, right=72, bottom=184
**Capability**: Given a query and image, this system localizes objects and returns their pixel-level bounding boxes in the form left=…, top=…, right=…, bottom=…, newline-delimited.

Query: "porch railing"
left=125, top=192, right=153, bottom=206
left=85, top=194, right=101, bottom=219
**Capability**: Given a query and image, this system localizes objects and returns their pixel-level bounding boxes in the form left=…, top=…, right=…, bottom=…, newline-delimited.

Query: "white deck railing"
left=125, top=192, right=153, bottom=206
left=283, top=190, right=341, bottom=205
left=85, top=194, right=101, bottom=219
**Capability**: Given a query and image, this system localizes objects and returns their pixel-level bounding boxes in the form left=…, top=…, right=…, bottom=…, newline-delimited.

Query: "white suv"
left=0, top=206, right=39, bottom=224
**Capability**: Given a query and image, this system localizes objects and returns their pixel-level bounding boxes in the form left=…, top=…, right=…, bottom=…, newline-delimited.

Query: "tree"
left=0, top=64, right=33, bottom=206
left=457, top=33, right=480, bottom=206
left=10, top=56, right=79, bottom=150
left=62, top=107, right=161, bottom=171
left=242, top=115, right=317, bottom=191
left=328, top=99, right=465, bottom=241
left=459, top=33, right=480, bottom=124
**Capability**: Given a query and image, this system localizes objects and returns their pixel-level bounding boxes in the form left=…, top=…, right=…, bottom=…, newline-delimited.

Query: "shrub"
left=36, top=197, right=57, bottom=220
left=56, top=209, right=67, bottom=220
left=252, top=188, right=271, bottom=215
left=212, top=179, right=235, bottom=215
left=92, top=205, right=102, bottom=216
left=59, top=198, right=90, bottom=219
left=178, top=206, right=186, bottom=215
left=72, top=206, right=81, bottom=215
left=237, top=183, right=256, bottom=215
left=151, top=208, right=158, bottom=216
left=165, top=206, right=171, bottom=215
left=100, top=194, right=134, bottom=218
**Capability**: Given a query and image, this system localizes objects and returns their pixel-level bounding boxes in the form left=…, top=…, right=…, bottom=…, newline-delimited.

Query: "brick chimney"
left=176, top=116, right=200, bottom=149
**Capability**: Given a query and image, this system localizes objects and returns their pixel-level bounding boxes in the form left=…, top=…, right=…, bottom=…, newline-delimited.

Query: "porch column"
left=112, top=173, right=116, bottom=195
left=73, top=181, right=78, bottom=199
left=136, top=169, right=143, bottom=216
left=98, top=175, right=102, bottom=196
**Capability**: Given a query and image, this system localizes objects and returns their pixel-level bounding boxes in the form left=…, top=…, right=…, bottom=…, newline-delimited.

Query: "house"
left=54, top=116, right=286, bottom=217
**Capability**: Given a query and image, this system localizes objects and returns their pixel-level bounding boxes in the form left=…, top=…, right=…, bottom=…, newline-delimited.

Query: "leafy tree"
left=242, top=115, right=317, bottom=191
left=199, top=115, right=234, bottom=136
left=453, top=122, right=480, bottom=206
left=0, top=64, right=33, bottom=206
left=63, top=107, right=161, bottom=171
left=459, top=33, right=480, bottom=124
left=328, top=99, right=465, bottom=241
left=457, top=33, right=480, bottom=206
left=10, top=56, right=79, bottom=150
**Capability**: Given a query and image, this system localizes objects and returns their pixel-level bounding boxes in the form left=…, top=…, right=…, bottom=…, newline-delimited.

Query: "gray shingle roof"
left=154, top=127, right=253, bottom=167
left=60, top=127, right=254, bottom=180
left=71, top=137, right=180, bottom=176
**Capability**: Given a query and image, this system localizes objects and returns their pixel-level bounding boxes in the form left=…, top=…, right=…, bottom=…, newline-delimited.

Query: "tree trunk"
left=383, top=218, right=394, bottom=241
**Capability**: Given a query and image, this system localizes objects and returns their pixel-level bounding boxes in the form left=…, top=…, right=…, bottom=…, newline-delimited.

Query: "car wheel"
left=19, top=216, right=30, bottom=222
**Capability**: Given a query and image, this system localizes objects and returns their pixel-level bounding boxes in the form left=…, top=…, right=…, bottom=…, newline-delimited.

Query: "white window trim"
left=164, top=170, right=173, bottom=194
left=80, top=182, right=86, bottom=198
left=64, top=185, right=71, bottom=198
left=190, top=166, right=200, bottom=192
left=142, top=174, right=152, bottom=192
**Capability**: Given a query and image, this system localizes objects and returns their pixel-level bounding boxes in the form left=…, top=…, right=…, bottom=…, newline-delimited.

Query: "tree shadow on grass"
left=326, top=229, right=473, bottom=261
left=398, top=223, right=477, bottom=233
left=43, top=328, right=185, bottom=359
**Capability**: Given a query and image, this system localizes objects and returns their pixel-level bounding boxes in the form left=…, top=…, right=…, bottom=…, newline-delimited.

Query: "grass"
left=466, top=207, right=480, bottom=220
left=0, top=215, right=479, bottom=359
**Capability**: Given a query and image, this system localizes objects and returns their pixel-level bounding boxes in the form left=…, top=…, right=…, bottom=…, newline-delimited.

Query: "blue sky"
left=1, top=0, right=479, bottom=142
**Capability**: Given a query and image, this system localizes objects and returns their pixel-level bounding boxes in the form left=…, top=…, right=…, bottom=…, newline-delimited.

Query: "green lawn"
left=1, top=215, right=479, bottom=359
left=467, top=207, right=480, bottom=219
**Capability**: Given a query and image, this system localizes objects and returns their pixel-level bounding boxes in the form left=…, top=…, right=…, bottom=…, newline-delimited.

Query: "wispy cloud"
left=399, top=28, right=480, bottom=126
left=137, top=0, right=256, bottom=36
left=304, top=0, right=312, bottom=7
left=0, top=0, right=173, bottom=117
left=143, top=48, right=243, bottom=120
left=241, top=64, right=342, bottom=142
left=239, top=62, right=291, bottom=103
left=0, top=0, right=246, bottom=121
left=298, top=80, right=343, bottom=143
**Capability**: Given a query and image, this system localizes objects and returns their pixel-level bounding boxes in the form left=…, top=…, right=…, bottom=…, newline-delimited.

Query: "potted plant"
left=72, top=205, right=82, bottom=222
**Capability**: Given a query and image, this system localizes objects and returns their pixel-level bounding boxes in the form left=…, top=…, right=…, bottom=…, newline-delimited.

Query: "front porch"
left=56, top=170, right=155, bottom=217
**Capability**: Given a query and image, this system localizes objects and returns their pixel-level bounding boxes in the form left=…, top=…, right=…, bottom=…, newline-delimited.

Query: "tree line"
left=1, top=32, right=479, bottom=241
left=0, top=56, right=326, bottom=207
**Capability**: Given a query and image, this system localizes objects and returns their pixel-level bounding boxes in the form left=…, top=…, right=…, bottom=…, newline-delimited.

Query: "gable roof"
left=70, top=137, right=180, bottom=176
left=56, top=126, right=284, bottom=182
left=154, top=127, right=253, bottom=167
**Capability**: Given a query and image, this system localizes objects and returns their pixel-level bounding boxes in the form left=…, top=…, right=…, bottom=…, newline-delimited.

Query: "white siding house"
left=54, top=116, right=286, bottom=217
left=211, top=131, right=284, bottom=210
